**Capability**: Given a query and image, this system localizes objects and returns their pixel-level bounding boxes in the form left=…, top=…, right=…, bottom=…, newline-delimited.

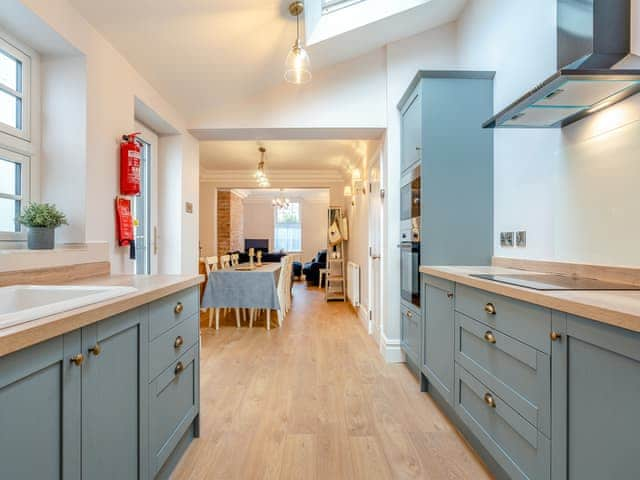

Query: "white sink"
left=0, top=285, right=138, bottom=330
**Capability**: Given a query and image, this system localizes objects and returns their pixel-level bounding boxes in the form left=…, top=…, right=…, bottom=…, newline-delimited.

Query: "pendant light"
left=255, top=147, right=270, bottom=188
left=285, top=2, right=311, bottom=85
left=272, top=189, right=291, bottom=210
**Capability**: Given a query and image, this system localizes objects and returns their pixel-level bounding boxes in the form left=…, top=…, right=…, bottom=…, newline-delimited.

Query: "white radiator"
left=347, top=261, right=360, bottom=308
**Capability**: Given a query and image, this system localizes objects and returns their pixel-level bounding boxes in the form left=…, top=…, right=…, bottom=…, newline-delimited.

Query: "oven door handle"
left=397, top=242, right=415, bottom=248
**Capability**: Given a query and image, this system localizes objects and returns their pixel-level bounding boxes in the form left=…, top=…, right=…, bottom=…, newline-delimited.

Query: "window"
left=0, top=36, right=30, bottom=140
left=322, top=0, right=366, bottom=14
left=0, top=148, right=28, bottom=239
left=274, top=203, right=302, bottom=252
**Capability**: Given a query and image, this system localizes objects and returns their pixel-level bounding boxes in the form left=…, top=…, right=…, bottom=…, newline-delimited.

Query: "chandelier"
left=255, top=147, right=270, bottom=188
left=272, top=190, right=291, bottom=209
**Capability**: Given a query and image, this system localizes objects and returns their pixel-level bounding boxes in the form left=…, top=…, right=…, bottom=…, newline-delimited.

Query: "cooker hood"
left=483, top=0, right=640, bottom=128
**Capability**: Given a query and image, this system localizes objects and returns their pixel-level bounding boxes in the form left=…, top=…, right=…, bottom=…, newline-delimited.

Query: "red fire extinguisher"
left=115, top=196, right=136, bottom=259
left=120, top=132, right=141, bottom=196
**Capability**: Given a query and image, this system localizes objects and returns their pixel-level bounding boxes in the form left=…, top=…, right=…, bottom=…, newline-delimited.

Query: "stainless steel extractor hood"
left=483, top=0, right=640, bottom=129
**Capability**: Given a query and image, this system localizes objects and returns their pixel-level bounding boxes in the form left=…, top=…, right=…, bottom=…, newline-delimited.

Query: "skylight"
left=321, top=0, right=367, bottom=15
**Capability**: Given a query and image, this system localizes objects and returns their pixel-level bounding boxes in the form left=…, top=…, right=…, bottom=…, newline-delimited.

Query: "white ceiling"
left=69, top=0, right=466, bottom=121
left=199, top=139, right=377, bottom=174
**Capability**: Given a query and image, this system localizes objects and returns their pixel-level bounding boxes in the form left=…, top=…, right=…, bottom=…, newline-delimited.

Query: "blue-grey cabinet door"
left=551, top=312, right=640, bottom=480
left=423, top=276, right=455, bottom=404
left=400, top=89, right=421, bottom=173
left=400, top=304, right=420, bottom=366
left=81, top=307, right=149, bottom=480
left=0, top=332, right=82, bottom=480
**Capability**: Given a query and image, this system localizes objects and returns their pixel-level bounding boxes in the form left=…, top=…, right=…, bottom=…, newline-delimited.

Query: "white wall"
left=2, top=0, right=200, bottom=274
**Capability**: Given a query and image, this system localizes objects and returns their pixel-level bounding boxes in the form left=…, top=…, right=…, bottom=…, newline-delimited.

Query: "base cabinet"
left=0, top=286, right=199, bottom=480
left=400, top=302, right=420, bottom=366
left=551, top=313, right=640, bottom=480
left=0, top=333, right=82, bottom=480
left=422, top=276, right=455, bottom=404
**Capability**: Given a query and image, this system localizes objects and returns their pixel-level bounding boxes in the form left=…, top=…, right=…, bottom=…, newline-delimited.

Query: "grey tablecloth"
left=201, top=263, right=281, bottom=310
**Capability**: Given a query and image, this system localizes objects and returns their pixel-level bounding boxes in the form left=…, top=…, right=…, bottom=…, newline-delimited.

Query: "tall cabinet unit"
left=397, top=71, right=495, bottom=379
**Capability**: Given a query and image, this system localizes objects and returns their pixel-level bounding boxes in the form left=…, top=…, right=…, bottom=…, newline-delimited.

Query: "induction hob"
left=470, top=273, right=640, bottom=291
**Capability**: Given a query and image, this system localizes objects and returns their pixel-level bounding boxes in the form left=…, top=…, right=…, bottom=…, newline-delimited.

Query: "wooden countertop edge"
left=420, top=266, right=640, bottom=334
left=0, top=275, right=204, bottom=358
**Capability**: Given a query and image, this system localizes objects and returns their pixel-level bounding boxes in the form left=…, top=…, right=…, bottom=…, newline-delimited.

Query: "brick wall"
left=217, top=191, right=244, bottom=256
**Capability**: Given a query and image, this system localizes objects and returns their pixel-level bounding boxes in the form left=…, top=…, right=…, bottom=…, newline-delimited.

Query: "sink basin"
left=0, top=285, right=138, bottom=329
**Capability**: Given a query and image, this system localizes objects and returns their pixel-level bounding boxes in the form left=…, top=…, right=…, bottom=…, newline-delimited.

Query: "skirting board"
left=380, top=332, right=405, bottom=363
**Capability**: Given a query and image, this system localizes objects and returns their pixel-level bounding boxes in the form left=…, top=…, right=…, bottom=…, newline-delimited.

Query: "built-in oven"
left=400, top=165, right=421, bottom=307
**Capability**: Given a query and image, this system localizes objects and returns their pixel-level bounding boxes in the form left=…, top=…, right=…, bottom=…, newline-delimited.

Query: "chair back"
left=220, top=255, right=231, bottom=269
left=231, top=253, right=240, bottom=266
left=202, top=256, right=219, bottom=275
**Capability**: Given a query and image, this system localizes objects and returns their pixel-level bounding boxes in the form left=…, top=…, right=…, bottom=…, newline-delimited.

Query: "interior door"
left=368, top=151, right=383, bottom=343
left=134, top=121, right=159, bottom=274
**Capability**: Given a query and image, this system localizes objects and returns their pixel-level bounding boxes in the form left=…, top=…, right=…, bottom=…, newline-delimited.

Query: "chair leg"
left=277, top=309, right=283, bottom=327
left=249, top=308, right=254, bottom=328
left=215, top=309, right=220, bottom=330
left=208, top=308, right=213, bottom=328
left=235, top=308, right=241, bottom=328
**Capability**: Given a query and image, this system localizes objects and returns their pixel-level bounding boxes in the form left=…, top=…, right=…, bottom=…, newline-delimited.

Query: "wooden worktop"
left=420, top=263, right=640, bottom=334
left=0, top=274, right=204, bottom=357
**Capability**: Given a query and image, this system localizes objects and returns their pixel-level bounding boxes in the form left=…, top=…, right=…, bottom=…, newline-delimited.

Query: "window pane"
left=0, top=158, right=20, bottom=195
left=0, top=49, right=19, bottom=91
left=0, top=197, right=19, bottom=232
left=0, top=89, right=20, bottom=129
left=274, top=202, right=301, bottom=251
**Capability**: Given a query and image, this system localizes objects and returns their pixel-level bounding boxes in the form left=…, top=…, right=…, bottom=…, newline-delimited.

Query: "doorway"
left=368, top=150, right=383, bottom=343
left=133, top=122, right=159, bottom=275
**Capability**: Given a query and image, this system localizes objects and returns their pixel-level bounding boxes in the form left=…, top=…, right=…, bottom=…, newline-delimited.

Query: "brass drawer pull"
left=70, top=353, right=84, bottom=366
left=406, top=310, right=413, bottom=318
left=174, top=361, right=184, bottom=375
left=447, top=292, right=454, bottom=298
left=174, top=336, right=184, bottom=349
left=174, top=302, right=184, bottom=314
left=88, top=343, right=101, bottom=356
left=483, top=331, right=496, bottom=344
left=484, top=303, right=496, bottom=315
left=550, top=331, right=562, bottom=342
left=484, top=392, right=496, bottom=408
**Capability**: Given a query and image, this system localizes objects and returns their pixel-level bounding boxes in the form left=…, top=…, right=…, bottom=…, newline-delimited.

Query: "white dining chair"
left=220, top=255, right=231, bottom=269
left=231, top=253, right=240, bottom=266
left=203, top=255, right=240, bottom=330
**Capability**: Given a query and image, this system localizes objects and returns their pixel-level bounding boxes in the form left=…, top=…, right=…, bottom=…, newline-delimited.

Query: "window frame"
left=321, top=0, right=366, bottom=15
left=0, top=35, right=30, bottom=141
left=273, top=202, right=303, bottom=253
left=0, top=147, right=29, bottom=241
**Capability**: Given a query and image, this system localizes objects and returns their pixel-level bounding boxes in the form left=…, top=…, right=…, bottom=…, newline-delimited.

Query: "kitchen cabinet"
left=0, top=332, right=82, bottom=479
left=0, top=285, right=199, bottom=480
left=400, top=301, right=420, bottom=370
left=400, top=87, right=421, bottom=173
left=81, top=307, right=149, bottom=480
left=422, top=275, right=455, bottom=404
left=551, top=312, right=640, bottom=480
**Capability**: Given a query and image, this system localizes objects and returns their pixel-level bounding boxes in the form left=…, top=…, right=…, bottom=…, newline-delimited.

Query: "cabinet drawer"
left=150, top=345, right=198, bottom=475
left=401, top=306, right=420, bottom=363
left=455, top=312, right=550, bottom=435
left=149, top=287, right=199, bottom=340
left=455, top=284, right=551, bottom=353
left=455, top=366, right=550, bottom=480
left=150, top=314, right=199, bottom=380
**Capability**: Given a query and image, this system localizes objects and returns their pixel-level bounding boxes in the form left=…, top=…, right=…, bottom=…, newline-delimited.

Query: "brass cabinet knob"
left=550, top=331, right=562, bottom=341
left=174, top=302, right=184, bottom=314
left=484, top=392, right=496, bottom=408
left=174, top=361, right=184, bottom=375
left=406, top=310, right=413, bottom=318
left=174, top=336, right=184, bottom=349
left=484, top=331, right=497, bottom=344
left=484, top=303, right=496, bottom=315
left=88, top=343, right=101, bottom=356
left=447, top=292, right=454, bottom=299
left=70, top=353, right=84, bottom=366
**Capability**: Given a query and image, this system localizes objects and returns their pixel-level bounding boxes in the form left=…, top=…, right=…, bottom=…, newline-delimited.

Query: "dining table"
left=201, top=262, right=282, bottom=323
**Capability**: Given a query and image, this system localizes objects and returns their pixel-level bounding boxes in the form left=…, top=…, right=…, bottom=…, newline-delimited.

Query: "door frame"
left=134, top=121, right=159, bottom=275
left=368, top=149, right=383, bottom=344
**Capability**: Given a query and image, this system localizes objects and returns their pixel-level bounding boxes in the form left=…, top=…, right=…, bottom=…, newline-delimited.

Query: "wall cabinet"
left=400, top=87, right=421, bottom=173
left=0, top=286, right=199, bottom=480
left=422, top=275, right=455, bottom=404
left=551, top=313, right=640, bottom=480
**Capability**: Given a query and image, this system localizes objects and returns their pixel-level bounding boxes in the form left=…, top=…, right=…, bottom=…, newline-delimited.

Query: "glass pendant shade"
left=285, top=43, right=311, bottom=85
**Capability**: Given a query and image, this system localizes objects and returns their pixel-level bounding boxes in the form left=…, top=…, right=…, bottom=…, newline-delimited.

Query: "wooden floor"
left=172, top=283, right=492, bottom=480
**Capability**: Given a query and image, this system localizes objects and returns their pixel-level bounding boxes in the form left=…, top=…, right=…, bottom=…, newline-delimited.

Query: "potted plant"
left=17, top=202, right=68, bottom=250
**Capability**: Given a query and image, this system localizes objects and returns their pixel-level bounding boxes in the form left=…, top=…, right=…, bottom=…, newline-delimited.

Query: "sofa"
left=302, top=250, right=327, bottom=286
